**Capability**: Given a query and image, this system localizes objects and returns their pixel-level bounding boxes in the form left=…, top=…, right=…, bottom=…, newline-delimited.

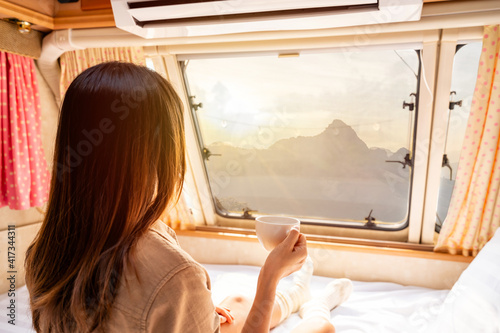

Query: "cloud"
left=185, top=48, right=419, bottom=151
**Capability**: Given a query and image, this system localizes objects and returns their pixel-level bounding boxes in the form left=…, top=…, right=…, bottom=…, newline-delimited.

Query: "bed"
left=2, top=228, right=499, bottom=332
left=208, top=264, right=450, bottom=333
left=0, top=265, right=449, bottom=333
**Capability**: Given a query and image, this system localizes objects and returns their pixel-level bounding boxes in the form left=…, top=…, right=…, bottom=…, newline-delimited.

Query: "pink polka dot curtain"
left=0, top=51, right=50, bottom=209
left=59, top=47, right=145, bottom=98
left=435, top=25, right=500, bottom=257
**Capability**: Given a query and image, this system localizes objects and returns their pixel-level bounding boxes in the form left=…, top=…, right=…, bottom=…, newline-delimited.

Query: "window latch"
left=242, top=207, right=256, bottom=219
left=440, top=91, right=460, bottom=181
left=364, top=209, right=376, bottom=228
left=442, top=154, right=453, bottom=180
left=449, top=91, right=462, bottom=110
left=385, top=153, right=412, bottom=169
left=202, top=148, right=221, bottom=161
left=189, top=95, right=203, bottom=111
left=402, top=93, right=417, bottom=111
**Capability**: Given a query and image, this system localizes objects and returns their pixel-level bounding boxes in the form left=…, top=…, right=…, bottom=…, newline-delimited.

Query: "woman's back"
left=105, top=221, right=219, bottom=333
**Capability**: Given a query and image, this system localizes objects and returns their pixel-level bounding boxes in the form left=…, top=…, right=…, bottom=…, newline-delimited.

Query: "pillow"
left=429, top=228, right=500, bottom=333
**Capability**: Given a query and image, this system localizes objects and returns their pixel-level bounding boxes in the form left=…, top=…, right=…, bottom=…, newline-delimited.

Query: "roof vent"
left=111, top=0, right=423, bottom=39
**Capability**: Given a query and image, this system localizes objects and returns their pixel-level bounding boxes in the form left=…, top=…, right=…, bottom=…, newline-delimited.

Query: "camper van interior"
left=0, top=0, right=499, bottom=332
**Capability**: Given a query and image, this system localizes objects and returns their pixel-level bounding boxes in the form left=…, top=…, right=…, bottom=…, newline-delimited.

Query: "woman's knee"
left=219, top=294, right=253, bottom=333
left=315, top=319, right=335, bottom=333
left=319, top=322, right=335, bottom=333
left=223, top=294, right=252, bottom=306
left=220, top=294, right=252, bottom=312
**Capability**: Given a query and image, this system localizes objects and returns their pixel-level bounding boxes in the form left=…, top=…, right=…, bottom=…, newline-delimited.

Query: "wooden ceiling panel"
left=2, top=0, right=55, bottom=16
left=82, top=0, right=111, bottom=11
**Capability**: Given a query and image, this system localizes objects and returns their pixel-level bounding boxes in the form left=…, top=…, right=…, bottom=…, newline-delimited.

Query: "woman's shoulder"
left=147, top=219, right=180, bottom=245
left=139, top=220, right=199, bottom=265
left=128, top=220, right=203, bottom=287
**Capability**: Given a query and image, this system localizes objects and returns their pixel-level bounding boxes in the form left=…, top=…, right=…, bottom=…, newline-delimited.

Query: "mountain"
left=205, top=119, right=410, bottom=222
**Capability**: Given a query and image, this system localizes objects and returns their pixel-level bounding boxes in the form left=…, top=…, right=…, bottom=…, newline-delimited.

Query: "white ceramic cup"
left=255, top=216, right=300, bottom=251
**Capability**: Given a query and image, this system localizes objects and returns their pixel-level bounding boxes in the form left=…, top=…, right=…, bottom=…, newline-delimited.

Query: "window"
left=145, top=57, right=155, bottom=71
left=435, top=42, right=482, bottom=232
left=182, top=48, right=420, bottom=228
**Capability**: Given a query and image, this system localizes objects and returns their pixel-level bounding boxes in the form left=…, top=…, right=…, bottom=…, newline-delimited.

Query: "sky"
left=446, top=42, right=482, bottom=166
left=184, top=43, right=481, bottom=156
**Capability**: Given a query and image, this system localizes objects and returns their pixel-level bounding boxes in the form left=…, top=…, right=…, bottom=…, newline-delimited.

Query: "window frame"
left=180, top=48, right=422, bottom=231
left=420, top=27, right=483, bottom=244
left=148, top=26, right=484, bottom=244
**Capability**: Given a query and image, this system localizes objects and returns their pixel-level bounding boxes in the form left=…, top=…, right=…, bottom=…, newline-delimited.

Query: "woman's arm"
left=241, top=267, right=279, bottom=333
left=241, top=228, right=307, bottom=333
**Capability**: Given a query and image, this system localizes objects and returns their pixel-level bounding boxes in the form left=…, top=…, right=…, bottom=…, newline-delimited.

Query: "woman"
left=25, top=62, right=350, bottom=332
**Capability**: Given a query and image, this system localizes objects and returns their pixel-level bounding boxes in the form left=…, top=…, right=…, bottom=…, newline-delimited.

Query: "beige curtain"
left=435, top=25, right=500, bottom=256
left=59, top=47, right=146, bottom=98
left=161, top=195, right=196, bottom=230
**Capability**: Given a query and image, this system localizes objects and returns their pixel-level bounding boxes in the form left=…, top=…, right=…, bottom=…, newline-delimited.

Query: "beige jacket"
left=105, top=221, right=220, bottom=333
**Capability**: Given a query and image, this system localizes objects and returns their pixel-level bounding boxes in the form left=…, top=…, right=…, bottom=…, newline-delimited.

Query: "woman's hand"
left=241, top=227, right=307, bottom=333
left=262, top=227, right=308, bottom=283
left=216, top=306, right=234, bottom=324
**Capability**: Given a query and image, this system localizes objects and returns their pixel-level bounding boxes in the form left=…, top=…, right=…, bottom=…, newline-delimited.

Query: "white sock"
left=299, top=278, right=353, bottom=321
left=275, top=256, right=314, bottom=323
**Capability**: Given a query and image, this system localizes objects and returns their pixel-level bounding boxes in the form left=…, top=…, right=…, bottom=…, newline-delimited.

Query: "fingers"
left=264, top=228, right=308, bottom=281
left=226, top=309, right=234, bottom=322
left=216, top=306, right=234, bottom=324
left=283, top=228, right=301, bottom=249
left=293, top=234, right=308, bottom=264
left=297, top=233, right=307, bottom=246
left=224, top=309, right=234, bottom=323
left=276, top=230, right=307, bottom=260
left=293, top=233, right=306, bottom=249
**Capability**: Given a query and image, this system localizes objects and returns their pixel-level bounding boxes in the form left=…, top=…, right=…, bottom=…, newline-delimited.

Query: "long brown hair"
left=25, top=62, right=186, bottom=332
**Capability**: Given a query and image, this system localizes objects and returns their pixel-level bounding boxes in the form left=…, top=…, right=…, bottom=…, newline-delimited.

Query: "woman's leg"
left=219, top=257, right=314, bottom=333
left=218, top=259, right=354, bottom=333
left=218, top=294, right=335, bottom=333
left=218, top=294, right=251, bottom=333
left=218, top=278, right=351, bottom=333
left=291, top=279, right=353, bottom=333
left=218, top=294, right=283, bottom=333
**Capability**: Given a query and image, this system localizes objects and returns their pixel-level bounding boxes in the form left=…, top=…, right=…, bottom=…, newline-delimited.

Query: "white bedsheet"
left=0, top=264, right=449, bottom=333
left=206, top=264, right=449, bottom=333
left=0, top=284, right=34, bottom=333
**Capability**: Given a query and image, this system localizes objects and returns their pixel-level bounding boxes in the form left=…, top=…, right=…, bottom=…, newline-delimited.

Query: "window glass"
left=145, top=58, right=155, bottom=71
left=436, top=43, right=482, bottom=231
left=183, top=49, right=420, bottom=225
